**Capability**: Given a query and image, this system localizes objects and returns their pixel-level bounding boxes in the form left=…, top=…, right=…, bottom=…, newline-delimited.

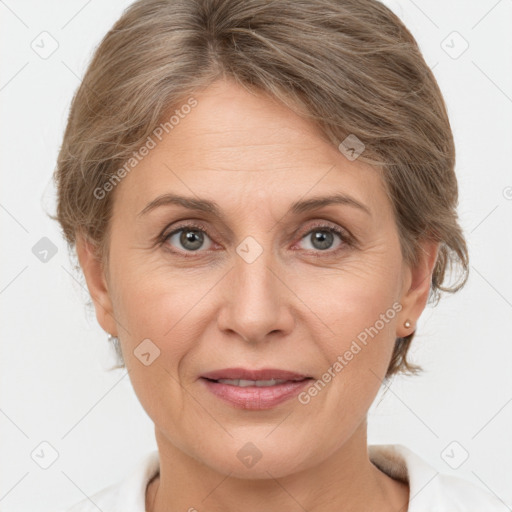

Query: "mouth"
left=199, top=368, right=313, bottom=410
left=201, top=367, right=312, bottom=382
left=203, top=377, right=306, bottom=387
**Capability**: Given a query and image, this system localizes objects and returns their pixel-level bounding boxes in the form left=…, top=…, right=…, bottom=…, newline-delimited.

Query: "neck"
left=146, top=419, right=409, bottom=512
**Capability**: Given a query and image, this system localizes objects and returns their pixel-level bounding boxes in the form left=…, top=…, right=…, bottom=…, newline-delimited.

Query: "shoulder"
left=57, top=450, right=160, bottom=512
left=429, top=471, right=508, bottom=511
left=369, top=443, right=508, bottom=512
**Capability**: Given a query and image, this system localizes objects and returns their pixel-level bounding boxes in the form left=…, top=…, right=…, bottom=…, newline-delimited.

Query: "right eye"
left=162, top=223, right=215, bottom=255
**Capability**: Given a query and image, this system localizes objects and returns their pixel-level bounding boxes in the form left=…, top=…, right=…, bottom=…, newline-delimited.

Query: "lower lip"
left=200, top=378, right=312, bottom=410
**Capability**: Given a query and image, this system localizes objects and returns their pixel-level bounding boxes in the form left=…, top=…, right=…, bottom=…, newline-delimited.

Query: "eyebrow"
left=137, top=192, right=371, bottom=219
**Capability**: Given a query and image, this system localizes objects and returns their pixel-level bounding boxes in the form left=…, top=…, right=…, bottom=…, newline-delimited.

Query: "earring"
left=404, top=320, right=411, bottom=329
left=107, top=333, right=121, bottom=352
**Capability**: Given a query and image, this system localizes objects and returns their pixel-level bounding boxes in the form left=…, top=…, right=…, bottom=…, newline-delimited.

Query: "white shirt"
left=59, top=444, right=508, bottom=512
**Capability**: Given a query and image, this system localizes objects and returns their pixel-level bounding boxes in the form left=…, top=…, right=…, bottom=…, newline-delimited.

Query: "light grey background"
left=1, top=1, right=511, bottom=510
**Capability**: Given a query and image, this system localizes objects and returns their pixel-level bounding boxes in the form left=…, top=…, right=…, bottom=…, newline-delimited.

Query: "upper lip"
left=201, top=368, right=312, bottom=381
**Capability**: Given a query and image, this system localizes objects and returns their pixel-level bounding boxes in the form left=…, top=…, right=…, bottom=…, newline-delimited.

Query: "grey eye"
left=167, top=228, right=213, bottom=252
left=299, top=228, right=343, bottom=251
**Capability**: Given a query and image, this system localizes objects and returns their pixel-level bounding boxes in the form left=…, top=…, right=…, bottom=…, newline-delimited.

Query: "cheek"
left=113, top=269, right=206, bottom=353
left=297, top=277, right=400, bottom=428
left=295, top=257, right=402, bottom=408
left=299, top=254, right=401, bottom=340
left=109, top=256, right=224, bottom=414
left=110, top=270, right=206, bottom=428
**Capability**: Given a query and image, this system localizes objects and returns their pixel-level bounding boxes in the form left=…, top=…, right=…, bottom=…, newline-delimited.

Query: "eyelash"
left=158, top=221, right=353, bottom=258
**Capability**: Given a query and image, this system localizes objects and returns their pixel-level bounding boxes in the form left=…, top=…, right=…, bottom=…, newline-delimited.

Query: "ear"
left=396, top=239, right=440, bottom=338
left=75, top=233, right=118, bottom=336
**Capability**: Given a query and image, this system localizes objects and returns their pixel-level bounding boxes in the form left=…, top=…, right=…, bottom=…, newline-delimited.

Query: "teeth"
left=216, top=378, right=288, bottom=387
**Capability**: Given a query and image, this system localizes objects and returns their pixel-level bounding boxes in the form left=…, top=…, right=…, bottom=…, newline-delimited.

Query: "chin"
left=196, top=438, right=316, bottom=480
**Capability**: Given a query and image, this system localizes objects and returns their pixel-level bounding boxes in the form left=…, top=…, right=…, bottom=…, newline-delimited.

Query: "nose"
left=216, top=241, right=295, bottom=344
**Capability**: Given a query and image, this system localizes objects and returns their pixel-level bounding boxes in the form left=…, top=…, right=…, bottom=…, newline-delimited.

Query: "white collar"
left=65, top=444, right=508, bottom=511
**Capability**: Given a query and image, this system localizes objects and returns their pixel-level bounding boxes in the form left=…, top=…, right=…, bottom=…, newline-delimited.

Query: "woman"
left=52, top=0, right=506, bottom=510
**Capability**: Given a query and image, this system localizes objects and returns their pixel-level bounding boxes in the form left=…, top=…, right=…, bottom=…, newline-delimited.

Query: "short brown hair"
left=51, top=0, right=469, bottom=378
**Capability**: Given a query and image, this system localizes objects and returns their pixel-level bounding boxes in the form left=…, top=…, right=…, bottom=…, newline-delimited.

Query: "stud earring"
left=404, top=320, right=411, bottom=329
left=107, top=333, right=121, bottom=352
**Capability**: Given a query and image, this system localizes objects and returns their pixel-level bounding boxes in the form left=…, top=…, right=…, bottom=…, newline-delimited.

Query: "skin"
left=77, top=78, right=438, bottom=512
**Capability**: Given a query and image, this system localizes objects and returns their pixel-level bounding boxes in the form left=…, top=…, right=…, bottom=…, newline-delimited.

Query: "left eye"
left=298, top=227, right=345, bottom=252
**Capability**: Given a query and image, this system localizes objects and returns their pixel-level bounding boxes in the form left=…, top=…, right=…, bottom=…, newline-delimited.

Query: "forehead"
left=113, top=79, right=388, bottom=219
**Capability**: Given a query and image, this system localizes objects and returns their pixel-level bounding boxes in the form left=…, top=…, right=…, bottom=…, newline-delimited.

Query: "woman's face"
left=79, top=79, right=436, bottom=478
